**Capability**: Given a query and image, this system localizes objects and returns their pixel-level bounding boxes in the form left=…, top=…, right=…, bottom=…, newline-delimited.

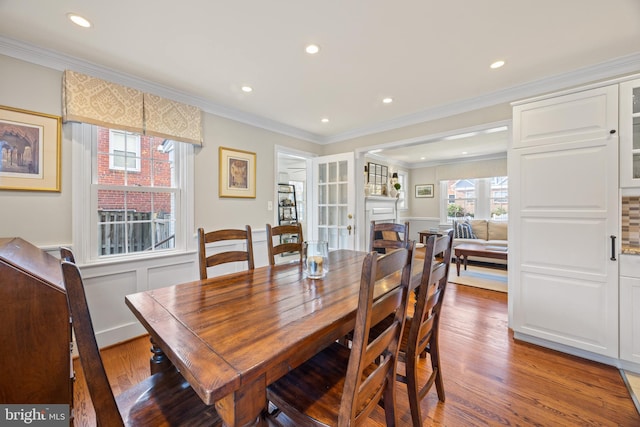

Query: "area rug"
left=448, top=264, right=507, bottom=292
left=621, top=370, right=640, bottom=415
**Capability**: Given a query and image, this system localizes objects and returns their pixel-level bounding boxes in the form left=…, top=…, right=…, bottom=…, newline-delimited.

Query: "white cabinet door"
left=620, top=276, right=640, bottom=364
left=510, top=85, right=619, bottom=358
left=620, top=255, right=640, bottom=364
left=513, top=85, right=618, bottom=149
left=619, top=78, right=640, bottom=188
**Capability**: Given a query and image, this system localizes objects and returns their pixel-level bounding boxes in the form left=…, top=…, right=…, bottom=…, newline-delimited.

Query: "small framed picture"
left=219, top=146, right=256, bottom=198
left=0, top=105, right=61, bottom=192
left=415, top=184, right=434, bottom=198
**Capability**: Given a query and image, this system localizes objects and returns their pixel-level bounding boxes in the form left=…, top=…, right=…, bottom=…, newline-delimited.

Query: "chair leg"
left=430, top=338, right=446, bottom=402
left=382, top=375, right=397, bottom=427
left=405, top=355, right=423, bottom=427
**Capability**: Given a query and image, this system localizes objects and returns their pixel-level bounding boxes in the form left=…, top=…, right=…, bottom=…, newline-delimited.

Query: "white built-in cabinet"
left=620, top=255, right=640, bottom=364
left=619, top=78, right=640, bottom=366
left=619, top=78, right=640, bottom=188
left=511, top=85, right=620, bottom=359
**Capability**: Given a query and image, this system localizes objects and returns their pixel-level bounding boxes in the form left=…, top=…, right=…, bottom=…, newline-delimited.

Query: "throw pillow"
left=453, top=220, right=476, bottom=239
left=488, top=221, right=508, bottom=240
left=470, top=219, right=488, bottom=240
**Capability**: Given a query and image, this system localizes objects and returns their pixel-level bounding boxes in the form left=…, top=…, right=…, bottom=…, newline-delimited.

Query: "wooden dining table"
left=125, top=249, right=421, bottom=427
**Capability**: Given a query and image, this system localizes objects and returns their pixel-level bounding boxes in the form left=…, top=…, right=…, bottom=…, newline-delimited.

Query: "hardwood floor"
left=72, top=283, right=640, bottom=426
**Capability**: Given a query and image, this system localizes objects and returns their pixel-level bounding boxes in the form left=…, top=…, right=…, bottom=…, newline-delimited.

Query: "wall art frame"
left=415, top=183, right=434, bottom=198
left=0, top=105, right=61, bottom=192
left=219, top=146, right=256, bottom=198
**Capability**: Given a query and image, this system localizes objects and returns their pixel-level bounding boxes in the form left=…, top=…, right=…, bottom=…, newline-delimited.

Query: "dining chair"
left=265, top=223, right=304, bottom=265
left=60, top=260, right=221, bottom=426
left=60, top=246, right=76, bottom=263
left=267, top=243, right=415, bottom=426
left=400, top=229, right=454, bottom=426
left=198, top=226, right=255, bottom=279
left=369, top=220, right=410, bottom=254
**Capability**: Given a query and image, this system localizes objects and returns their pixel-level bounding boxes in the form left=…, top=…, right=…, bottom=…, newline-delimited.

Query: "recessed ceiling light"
left=241, top=86, right=253, bottom=93
left=490, top=60, right=505, bottom=69
left=382, top=97, right=393, bottom=104
left=462, top=151, right=468, bottom=155
left=485, top=126, right=508, bottom=133
left=67, top=13, right=92, bottom=28
left=321, top=118, right=329, bottom=123
left=444, top=132, right=477, bottom=141
left=305, top=44, right=320, bottom=54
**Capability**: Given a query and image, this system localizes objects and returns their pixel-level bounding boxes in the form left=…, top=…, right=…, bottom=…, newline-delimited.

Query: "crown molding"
left=0, top=36, right=323, bottom=143
left=323, top=52, right=640, bottom=144
left=2, top=35, right=640, bottom=146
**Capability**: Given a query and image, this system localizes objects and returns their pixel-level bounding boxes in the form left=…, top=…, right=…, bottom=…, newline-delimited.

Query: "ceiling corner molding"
left=410, top=152, right=508, bottom=169
left=0, top=35, right=324, bottom=144
left=3, top=35, right=639, bottom=146
left=324, top=51, right=640, bottom=145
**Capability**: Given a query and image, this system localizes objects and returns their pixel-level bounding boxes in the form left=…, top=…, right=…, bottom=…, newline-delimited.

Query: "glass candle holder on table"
left=303, top=241, right=329, bottom=279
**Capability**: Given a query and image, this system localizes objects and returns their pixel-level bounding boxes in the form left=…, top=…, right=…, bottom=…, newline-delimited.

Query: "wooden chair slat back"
left=61, top=261, right=124, bottom=427
left=198, top=225, right=255, bottom=279
left=402, top=229, right=453, bottom=426
left=369, top=221, right=410, bottom=254
left=413, top=230, right=453, bottom=329
left=340, top=242, right=415, bottom=424
left=266, top=223, right=304, bottom=265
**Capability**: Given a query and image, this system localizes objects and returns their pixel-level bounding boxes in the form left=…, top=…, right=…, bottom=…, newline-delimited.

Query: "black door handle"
left=610, top=235, right=617, bottom=261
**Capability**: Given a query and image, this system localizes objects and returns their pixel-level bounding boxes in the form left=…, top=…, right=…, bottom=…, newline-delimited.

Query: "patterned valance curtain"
left=63, top=70, right=202, bottom=145
left=143, top=93, right=202, bottom=145
left=62, top=70, right=144, bottom=133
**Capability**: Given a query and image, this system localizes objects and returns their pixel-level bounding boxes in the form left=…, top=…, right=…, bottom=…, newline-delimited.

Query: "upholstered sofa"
left=452, top=219, right=508, bottom=264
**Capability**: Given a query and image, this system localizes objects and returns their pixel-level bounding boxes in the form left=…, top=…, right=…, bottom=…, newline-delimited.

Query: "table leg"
left=215, top=374, right=267, bottom=427
left=463, top=255, right=468, bottom=271
left=149, top=337, right=173, bottom=374
left=456, top=254, right=461, bottom=276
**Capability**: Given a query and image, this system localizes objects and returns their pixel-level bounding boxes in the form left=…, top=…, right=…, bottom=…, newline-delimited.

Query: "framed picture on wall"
left=219, top=146, right=256, bottom=198
left=415, top=184, right=434, bottom=198
left=0, top=105, right=61, bottom=192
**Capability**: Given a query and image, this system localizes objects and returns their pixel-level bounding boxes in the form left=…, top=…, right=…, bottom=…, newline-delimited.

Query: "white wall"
left=0, top=55, right=72, bottom=247
left=195, top=114, right=319, bottom=233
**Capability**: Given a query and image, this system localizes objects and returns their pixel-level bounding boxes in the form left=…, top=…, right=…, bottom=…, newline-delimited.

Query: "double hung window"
left=73, top=124, right=193, bottom=262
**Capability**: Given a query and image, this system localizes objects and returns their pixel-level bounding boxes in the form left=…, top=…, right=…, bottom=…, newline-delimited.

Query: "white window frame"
left=439, top=177, right=508, bottom=224
left=71, top=123, right=195, bottom=264
left=108, top=129, right=141, bottom=171
left=396, top=170, right=408, bottom=210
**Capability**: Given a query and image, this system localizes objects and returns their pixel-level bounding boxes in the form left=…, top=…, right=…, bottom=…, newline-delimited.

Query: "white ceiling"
left=1, top=0, right=640, bottom=165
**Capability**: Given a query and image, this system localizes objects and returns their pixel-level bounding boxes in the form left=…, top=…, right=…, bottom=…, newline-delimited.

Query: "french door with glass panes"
left=310, top=153, right=355, bottom=250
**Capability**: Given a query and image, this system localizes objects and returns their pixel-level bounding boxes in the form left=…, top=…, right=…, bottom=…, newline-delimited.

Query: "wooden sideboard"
left=0, top=237, right=72, bottom=411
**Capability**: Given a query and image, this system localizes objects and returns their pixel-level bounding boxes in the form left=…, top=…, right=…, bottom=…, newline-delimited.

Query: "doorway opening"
left=275, top=147, right=313, bottom=241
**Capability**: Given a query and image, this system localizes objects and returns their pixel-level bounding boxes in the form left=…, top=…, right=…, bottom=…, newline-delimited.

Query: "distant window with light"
left=108, top=129, right=141, bottom=171
left=397, top=172, right=407, bottom=210
left=441, top=176, right=508, bottom=223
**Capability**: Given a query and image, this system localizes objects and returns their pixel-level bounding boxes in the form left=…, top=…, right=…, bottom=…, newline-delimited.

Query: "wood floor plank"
left=73, top=283, right=640, bottom=426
